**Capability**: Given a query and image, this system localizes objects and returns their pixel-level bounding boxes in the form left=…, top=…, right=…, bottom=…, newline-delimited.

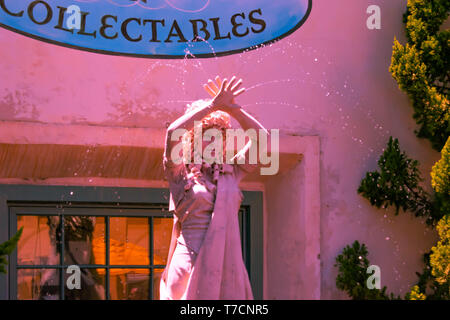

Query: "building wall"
left=0, top=0, right=445, bottom=299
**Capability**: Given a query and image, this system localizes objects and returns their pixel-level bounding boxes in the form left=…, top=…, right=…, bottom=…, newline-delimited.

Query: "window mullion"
left=60, top=215, right=64, bottom=300
left=149, top=217, right=153, bottom=300
left=106, top=216, right=110, bottom=300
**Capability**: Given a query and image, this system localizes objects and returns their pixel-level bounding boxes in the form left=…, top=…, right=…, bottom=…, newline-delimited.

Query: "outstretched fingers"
left=206, top=75, right=244, bottom=100
left=208, top=79, right=219, bottom=94
left=233, top=87, right=246, bottom=97
left=226, top=76, right=237, bottom=91
left=231, top=79, right=243, bottom=92
left=215, top=75, right=222, bottom=89
left=219, top=78, right=228, bottom=93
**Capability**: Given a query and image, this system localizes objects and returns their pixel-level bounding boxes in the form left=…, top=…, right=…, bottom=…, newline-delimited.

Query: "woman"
left=159, top=76, right=268, bottom=300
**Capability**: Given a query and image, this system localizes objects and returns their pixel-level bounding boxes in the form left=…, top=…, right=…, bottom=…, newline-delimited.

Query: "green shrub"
left=430, top=215, right=450, bottom=292
left=334, top=241, right=398, bottom=300
left=357, top=136, right=443, bottom=224
left=0, top=227, right=23, bottom=274
left=406, top=285, right=426, bottom=300
left=339, top=0, right=449, bottom=300
left=431, top=137, right=450, bottom=195
left=390, top=0, right=450, bottom=151
left=407, top=246, right=450, bottom=300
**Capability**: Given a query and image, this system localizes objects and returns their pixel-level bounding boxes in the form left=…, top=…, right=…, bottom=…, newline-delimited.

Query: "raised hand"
left=203, top=75, right=245, bottom=110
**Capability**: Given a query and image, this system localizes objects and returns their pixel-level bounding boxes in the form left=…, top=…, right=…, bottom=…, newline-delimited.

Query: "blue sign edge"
left=0, top=0, right=312, bottom=59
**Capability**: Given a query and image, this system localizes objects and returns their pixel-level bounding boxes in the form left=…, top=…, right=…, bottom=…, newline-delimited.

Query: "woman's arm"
left=164, top=100, right=215, bottom=163
left=203, top=76, right=271, bottom=162
left=228, top=105, right=270, bottom=163
left=164, top=77, right=242, bottom=163
left=203, top=75, right=269, bottom=134
left=228, top=104, right=269, bottom=135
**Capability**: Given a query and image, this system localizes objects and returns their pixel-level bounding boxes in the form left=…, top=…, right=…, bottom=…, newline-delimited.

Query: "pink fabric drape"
left=160, top=164, right=253, bottom=300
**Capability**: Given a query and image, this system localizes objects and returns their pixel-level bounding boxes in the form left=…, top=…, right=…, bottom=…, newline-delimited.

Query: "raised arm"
left=164, top=100, right=215, bottom=163
left=228, top=104, right=269, bottom=136
left=164, top=77, right=244, bottom=163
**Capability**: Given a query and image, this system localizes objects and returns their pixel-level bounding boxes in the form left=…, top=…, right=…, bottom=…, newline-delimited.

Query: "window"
left=0, top=186, right=262, bottom=300
left=12, top=206, right=171, bottom=300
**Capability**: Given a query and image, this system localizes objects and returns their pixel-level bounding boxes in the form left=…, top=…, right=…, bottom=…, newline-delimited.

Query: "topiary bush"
left=357, top=136, right=443, bottom=224
left=390, top=0, right=450, bottom=151
left=334, top=241, right=399, bottom=300
left=430, top=215, right=450, bottom=291
left=431, top=137, right=450, bottom=196
left=336, top=0, right=449, bottom=300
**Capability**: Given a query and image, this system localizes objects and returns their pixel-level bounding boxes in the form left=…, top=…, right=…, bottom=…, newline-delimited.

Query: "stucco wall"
left=0, top=0, right=445, bottom=299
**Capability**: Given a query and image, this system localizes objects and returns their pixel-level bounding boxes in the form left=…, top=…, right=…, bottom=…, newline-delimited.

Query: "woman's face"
left=184, top=123, right=231, bottom=164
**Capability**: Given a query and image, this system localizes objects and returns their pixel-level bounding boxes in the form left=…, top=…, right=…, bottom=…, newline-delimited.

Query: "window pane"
left=153, top=268, right=164, bottom=300
left=64, top=216, right=105, bottom=265
left=17, top=269, right=60, bottom=300
left=153, top=217, right=173, bottom=265
left=110, top=217, right=149, bottom=265
left=64, top=268, right=106, bottom=300
left=109, top=269, right=149, bottom=300
left=17, top=216, right=60, bottom=265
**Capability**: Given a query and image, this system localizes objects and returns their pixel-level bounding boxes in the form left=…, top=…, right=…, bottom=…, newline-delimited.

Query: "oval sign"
left=0, top=0, right=312, bottom=58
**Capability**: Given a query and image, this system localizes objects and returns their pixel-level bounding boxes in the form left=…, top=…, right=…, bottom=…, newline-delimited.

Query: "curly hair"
left=183, top=99, right=231, bottom=164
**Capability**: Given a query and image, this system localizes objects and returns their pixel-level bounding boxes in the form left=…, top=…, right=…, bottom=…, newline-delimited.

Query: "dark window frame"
left=0, top=185, right=263, bottom=300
